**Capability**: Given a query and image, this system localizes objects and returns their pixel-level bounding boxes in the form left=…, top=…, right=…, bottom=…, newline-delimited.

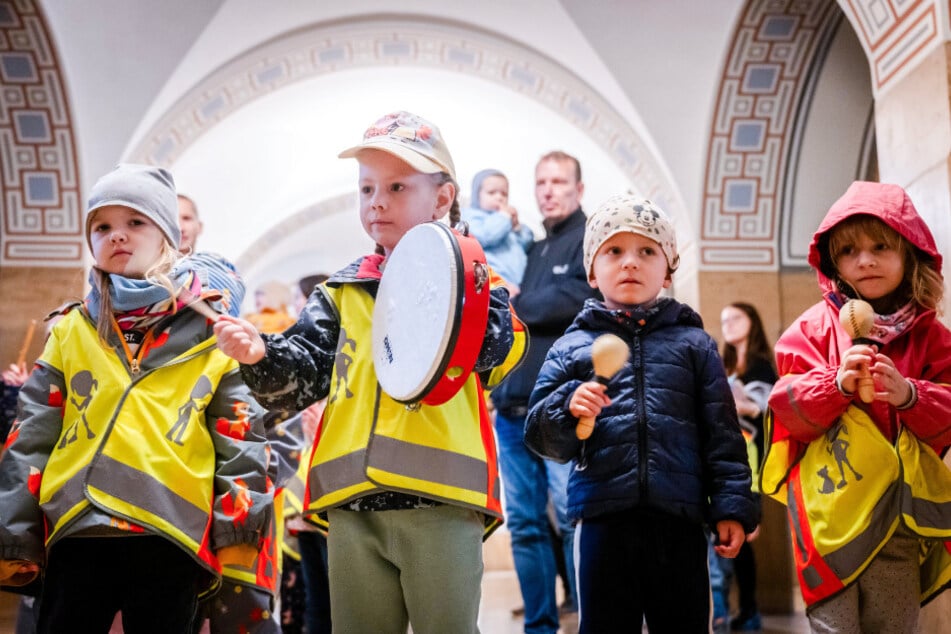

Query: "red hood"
left=808, top=181, right=942, bottom=294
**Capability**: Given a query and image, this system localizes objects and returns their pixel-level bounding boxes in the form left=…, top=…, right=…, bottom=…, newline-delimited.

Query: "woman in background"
left=718, top=302, right=777, bottom=631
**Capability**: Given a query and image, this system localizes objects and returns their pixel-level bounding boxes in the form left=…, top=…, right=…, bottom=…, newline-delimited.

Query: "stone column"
left=873, top=41, right=951, bottom=632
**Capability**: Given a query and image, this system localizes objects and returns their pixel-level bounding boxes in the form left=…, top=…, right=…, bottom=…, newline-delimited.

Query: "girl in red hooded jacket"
left=765, top=181, right=951, bottom=632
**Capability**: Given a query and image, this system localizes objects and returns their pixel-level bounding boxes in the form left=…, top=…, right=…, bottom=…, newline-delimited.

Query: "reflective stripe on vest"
left=38, top=310, right=234, bottom=581
left=304, top=283, right=506, bottom=536
left=767, top=404, right=951, bottom=605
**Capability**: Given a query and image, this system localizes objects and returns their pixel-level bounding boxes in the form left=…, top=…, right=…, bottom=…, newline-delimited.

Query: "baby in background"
left=461, top=169, right=534, bottom=295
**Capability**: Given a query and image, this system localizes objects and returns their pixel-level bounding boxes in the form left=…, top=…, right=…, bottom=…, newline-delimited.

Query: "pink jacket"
left=768, top=181, right=951, bottom=454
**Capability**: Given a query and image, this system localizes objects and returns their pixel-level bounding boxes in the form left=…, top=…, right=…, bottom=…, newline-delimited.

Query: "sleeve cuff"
left=896, top=380, right=917, bottom=410
left=835, top=374, right=854, bottom=398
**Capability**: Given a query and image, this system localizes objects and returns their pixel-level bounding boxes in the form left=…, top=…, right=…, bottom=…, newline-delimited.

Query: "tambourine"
left=372, top=221, right=490, bottom=405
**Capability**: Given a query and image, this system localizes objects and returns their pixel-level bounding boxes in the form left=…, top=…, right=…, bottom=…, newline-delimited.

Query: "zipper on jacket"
left=635, top=337, right=648, bottom=501
left=130, top=358, right=140, bottom=375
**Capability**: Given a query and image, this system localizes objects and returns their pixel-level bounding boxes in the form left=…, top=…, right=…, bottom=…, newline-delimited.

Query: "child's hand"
left=1, top=362, right=29, bottom=387
left=500, top=204, right=521, bottom=229
left=869, top=353, right=914, bottom=407
left=214, top=315, right=266, bottom=364
left=569, top=381, right=610, bottom=420
left=0, top=559, right=40, bottom=586
left=836, top=343, right=877, bottom=395
left=300, top=400, right=325, bottom=441
left=713, top=520, right=746, bottom=558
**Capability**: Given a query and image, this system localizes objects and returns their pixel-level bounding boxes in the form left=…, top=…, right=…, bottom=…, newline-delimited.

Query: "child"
left=525, top=193, right=758, bottom=632
left=213, top=110, right=526, bottom=634
left=764, top=181, right=951, bottom=632
left=0, top=164, right=272, bottom=632
left=461, top=168, right=534, bottom=293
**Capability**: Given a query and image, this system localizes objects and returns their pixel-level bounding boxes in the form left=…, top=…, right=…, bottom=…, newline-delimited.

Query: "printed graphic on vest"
left=167, top=375, right=213, bottom=445
left=60, top=370, right=98, bottom=448
left=330, top=327, right=356, bottom=404
left=816, top=421, right=864, bottom=494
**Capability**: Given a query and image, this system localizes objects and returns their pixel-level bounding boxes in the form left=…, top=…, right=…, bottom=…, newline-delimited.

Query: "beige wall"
left=0, top=268, right=85, bottom=369
left=696, top=270, right=821, bottom=346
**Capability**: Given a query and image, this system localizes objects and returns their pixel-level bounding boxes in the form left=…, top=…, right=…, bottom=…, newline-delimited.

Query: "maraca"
left=576, top=334, right=630, bottom=440
left=838, top=299, right=875, bottom=403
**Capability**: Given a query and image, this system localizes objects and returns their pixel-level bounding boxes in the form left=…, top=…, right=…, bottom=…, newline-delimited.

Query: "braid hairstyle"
left=434, top=171, right=461, bottom=228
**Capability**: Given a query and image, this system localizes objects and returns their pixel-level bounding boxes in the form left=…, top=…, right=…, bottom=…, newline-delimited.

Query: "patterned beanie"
left=86, top=164, right=180, bottom=250
left=583, top=194, right=679, bottom=276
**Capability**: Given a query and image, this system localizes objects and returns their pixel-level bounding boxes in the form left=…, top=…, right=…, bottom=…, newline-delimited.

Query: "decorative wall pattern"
left=701, top=0, right=840, bottom=270
left=128, top=17, right=685, bottom=230
left=840, top=0, right=941, bottom=94
left=0, top=0, right=82, bottom=267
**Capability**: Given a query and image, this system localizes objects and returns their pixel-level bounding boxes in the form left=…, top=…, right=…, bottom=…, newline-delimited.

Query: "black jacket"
left=491, top=208, right=599, bottom=415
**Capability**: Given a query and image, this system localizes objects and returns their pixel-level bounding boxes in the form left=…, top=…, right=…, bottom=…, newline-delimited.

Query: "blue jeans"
left=298, top=531, right=331, bottom=634
left=495, top=411, right=575, bottom=634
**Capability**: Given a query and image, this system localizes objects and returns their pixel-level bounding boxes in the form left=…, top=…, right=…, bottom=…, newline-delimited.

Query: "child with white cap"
left=525, top=193, right=758, bottom=632
left=214, top=111, right=527, bottom=633
left=0, top=164, right=271, bottom=632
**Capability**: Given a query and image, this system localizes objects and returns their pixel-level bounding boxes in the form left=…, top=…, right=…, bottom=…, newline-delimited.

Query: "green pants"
left=327, top=505, right=484, bottom=634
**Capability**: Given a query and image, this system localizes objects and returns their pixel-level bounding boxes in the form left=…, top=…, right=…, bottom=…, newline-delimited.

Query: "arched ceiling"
left=9, top=1, right=927, bottom=308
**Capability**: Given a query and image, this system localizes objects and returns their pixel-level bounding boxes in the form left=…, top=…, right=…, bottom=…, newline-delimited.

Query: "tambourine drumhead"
left=372, top=221, right=489, bottom=405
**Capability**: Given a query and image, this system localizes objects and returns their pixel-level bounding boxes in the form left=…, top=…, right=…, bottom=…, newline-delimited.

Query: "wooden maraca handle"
left=576, top=373, right=611, bottom=440
left=839, top=299, right=876, bottom=403
left=857, top=372, right=875, bottom=403
left=574, top=334, right=630, bottom=441
left=576, top=415, right=596, bottom=440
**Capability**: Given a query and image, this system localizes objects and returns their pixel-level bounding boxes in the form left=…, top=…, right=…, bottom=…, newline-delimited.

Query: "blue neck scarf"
left=86, top=265, right=192, bottom=320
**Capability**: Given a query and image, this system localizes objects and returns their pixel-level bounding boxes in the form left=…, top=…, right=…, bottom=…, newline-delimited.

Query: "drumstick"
left=576, top=334, right=630, bottom=440
left=839, top=299, right=875, bottom=403
left=16, top=319, right=38, bottom=367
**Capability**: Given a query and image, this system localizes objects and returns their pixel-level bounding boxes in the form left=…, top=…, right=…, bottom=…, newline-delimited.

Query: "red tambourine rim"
left=420, top=223, right=490, bottom=405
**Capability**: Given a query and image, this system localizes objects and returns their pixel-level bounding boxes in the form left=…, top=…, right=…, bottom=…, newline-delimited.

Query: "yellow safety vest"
left=39, top=311, right=241, bottom=588
left=303, top=283, right=525, bottom=538
left=761, top=405, right=951, bottom=605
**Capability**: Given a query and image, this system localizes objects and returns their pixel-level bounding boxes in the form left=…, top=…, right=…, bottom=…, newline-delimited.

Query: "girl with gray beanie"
left=0, top=164, right=272, bottom=632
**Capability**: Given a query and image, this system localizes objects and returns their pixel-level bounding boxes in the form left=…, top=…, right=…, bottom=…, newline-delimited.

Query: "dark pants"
left=298, top=531, right=331, bottom=634
left=576, top=508, right=711, bottom=634
left=37, top=535, right=202, bottom=634
left=733, top=540, right=758, bottom=618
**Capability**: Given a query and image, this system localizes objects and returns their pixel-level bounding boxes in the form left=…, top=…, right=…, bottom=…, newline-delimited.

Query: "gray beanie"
left=86, top=164, right=180, bottom=250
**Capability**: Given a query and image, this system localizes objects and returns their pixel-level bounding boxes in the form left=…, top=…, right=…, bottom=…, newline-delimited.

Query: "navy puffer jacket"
left=526, top=298, right=759, bottom=532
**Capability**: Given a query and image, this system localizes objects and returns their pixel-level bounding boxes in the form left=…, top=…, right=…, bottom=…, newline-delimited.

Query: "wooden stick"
left=177, top=286, right=220, bottom=322
left=15, top=319, right=38, bottom=367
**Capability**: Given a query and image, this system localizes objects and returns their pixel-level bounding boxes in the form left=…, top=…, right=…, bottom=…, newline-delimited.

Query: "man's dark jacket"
left=491, top=207, right=599, bottom=416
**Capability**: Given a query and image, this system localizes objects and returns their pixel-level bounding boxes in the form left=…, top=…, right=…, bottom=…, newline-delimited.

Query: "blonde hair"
left=827, top=215, right=944, bottom=313
left=92, top=241, right=180, bottom=345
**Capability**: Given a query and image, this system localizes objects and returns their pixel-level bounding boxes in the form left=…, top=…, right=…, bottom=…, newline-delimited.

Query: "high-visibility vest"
left=39, top=310, right=240, bottom=589
left=761, top=405, right=951, bottom=605
left=303, top=283, right=525, bottom=537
